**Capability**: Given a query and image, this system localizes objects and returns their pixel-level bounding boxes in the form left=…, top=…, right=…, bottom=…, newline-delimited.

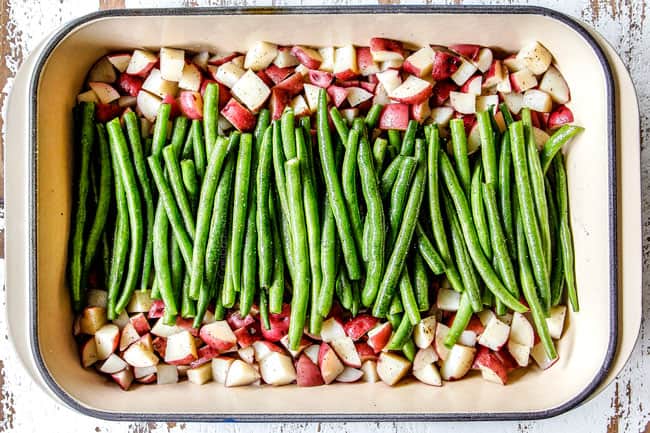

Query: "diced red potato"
left=77, top=90, right=98, bottom=104
left=148, top=300, right=165, bottom=319
left=501, top=91, right=524, bottom=115
left=503, top=54, right=526, bottom=72
left=178, top=63, right=202, bottom=91
left=434, top=323, right=451, bottom=361
left=106, top=53, right=132, bottom=73
left=118, top=73, right=143, bottom=97
left=318, top=343, right=345, bottom=384
left=211, top=357, right=235, bottom=384
left=510, top=312, right=535, bottom=348
left=336, top=367, right=364, bottom=383
left=307, top=69, right=333, bottom=88
left=377, top=352, right=411, bottom=386
left=449, top=44, right=481, bottom=60
left=295, top=353, right=324, bottom=387
left=225, top=359, right=261, bottom=387
left=531, top=341, right=559, bottom=370
left=99, top=353, right=128, bottom=374
left=191, top=51, right=209, bottom=70
left=546, top=305, right=567, bottom=339
left=522, top=89, right=553, bottom=113
left=270, top=88, right=290, bottom=120
left=111, top=310, right=130, bottom=330
left=303, top=344, right=320, bottom=365
left=510, top=69, right=538, bottom=93
left=154, top=363, right=179, bottom=385
left=117, top=96, right=137, bottom=108
left=539, top=65, right=570, bottom=104
left=211, top=62, right=245, bottom=89
left=440, top=344, right=476, bottom=381
left=333, top=45, right=359, bottom=80
left=516, top=41, right=552, bottom=75
left=355, top=342, right=377, bottom=363
left=291, top=94, right=310, bottom=117
left=138, top=333, right=154, bottom=353
left=360, top=360, right=380, bottom=383
left=280, top=334, right=311, bottom=358
left=356, top=47, right=380, bottom=76
left=403, top=46, right=435, bottom=77
left=164, top=330, right=198, bottom=365
left=190, top=345, right=221, bottom=368
left=460, top=75, right=482, bottom=95
left=483, top=60, right=506, bottom=88
left=389, top=75, right=433, bottom=104
left=238, top=346, right=256, bottom=364
left=320, top=317, right=347, bottom=342
left=380, top=58, right=404, bottom=71
left=476, top=47, right=494, bottom=73
left=507, top=340, right=531, bottom=367
left=252, top=340, right=285, bottom=363
left=141, top=69, right=178, bottom=98
left=126, top=49, right=157, bottom=77
left=431, top=50, right=462, bottom=80
left=548, top=105, right=574, bottom=129
left=111, top=367, right=134, bottom=391
left=221, top=97, right=256, bottom=132
left=95, top=324, right=120, bottom=361
left=264, top=64, right=294, bottom=85
left=260, top=304, right=290, bottom=342
left=79, top=307, right=107, bottom=335
left=88, top=56, right=117, bottom=83
left=429, top=106, right=455, bottom=127
left=346, top=86, right=374, bottom=107
left=208, top=52, right=240, bottom=67
left=341, top=108, right=360, bottom=123
left=367, top=322, right=392, bottom=353
left=274, top=73, right=304, bottom=97
left=199, top=321, right=237, bottom=352
left=378, top=103, right=410, bottom=130
left=327, top=85, right=349, bottom=108
left=134, top=365, right=157, bottom=380
left=128, top=313, right=150, bottom=336
left=119, top=322, right=141, bottom=352
left=150, top=317, right=182, bottom=338
left=372, top=83, right=391, bottom=106
left=159, top=47, right=185, bottom=82
left=330, top=337, right=362, bottom=368
left=451, top=58, right=478, bottom=86
left=175, top=317, right=200, bottom=337
left=273, top=46, right=300, bottom=68
left=344, top=314, right=379, bottom=341
left=136, top=91, right=163, bottom=123
left=80, top=338, right=99, bottom=368
left=413, top=315, right=437, bottom=349
left=496, top=72, right=512, bottom=93
left=244, top=41, right=278, bottom=71
left=290, top=45, right=322, bottom=69
left=474, top=346, right=508, bottom=385
left=411, top=100, right=431, bottom=123
left=231, top=69, right=271, bottom=111
left=96, top=103, right=122, bottom=123
left=413, top=362, right=443, bottom=386
left=318, top=47, right=335, bottom=72
left=457, top=329, right=478, bottom=347
left=413, top=346, right=439, bottom=372
left=476, top=95, right=499, bottom=113
left=88, top=82, right=120, bottom=104
left=259, top=352, right=296, bottom=386
left=123, top=340, right=159, bottom=368
left=478, top=318, right=510, bottom=351
left=375, top=69, right=402, bottom=94
left=449, top=91, right=476, bottom=115
left=437, top=288, right=461, bottom=311
left=370, top=37, right=404, bottom=62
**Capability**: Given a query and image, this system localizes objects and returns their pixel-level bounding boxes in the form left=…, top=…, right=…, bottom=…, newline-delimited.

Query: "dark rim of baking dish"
left=28, top=4, right=618, bottom=423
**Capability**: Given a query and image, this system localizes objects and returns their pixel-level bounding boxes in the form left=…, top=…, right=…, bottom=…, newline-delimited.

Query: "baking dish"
left=4, top=5, right=641, bottom=421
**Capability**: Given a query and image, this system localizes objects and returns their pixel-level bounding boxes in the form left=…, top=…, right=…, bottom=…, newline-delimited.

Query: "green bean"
left=499, top=103, right=515, bottom=126
left=439, top=150, right=528, bottom=313
left=342, top=129, right=364, bottom=251
left=188, top=137, right=230, bottom=300
left=170, top=236, right=183, bottom=305
left=181, top=274, right=196, bottom=319
left=153, top=200, right=178, bottom=318
left=509, top=121, right=550, bottom=308
left=388, top=156, right=417, bottom=247
left=482, top=183, right=519, bottom=298
left=69, top=102, right=94, bottom=311
left=398, top=271, right=420, bottom=325
left=471, top=164, right=492, bottom=259
left=191, top=119, right=207, bottom=179
left=181, top=160, right=199, bottom=211
left=450, top=118, right=471, bottom=196
left=318, top=196, right=338, bottom=316
left=285, top=158, right=311, bottom=350
left=442, top=189, right=483, bottom=313
left=553, top=154, right=578, bottom=312
left=260, top=290, right=271, bottom=330
left=203, top=82, right=220, bottom=150
left=257, top=126, right=274, bottom=289
left=230, top=133, right=253, bottom=293
left=181, top=125, right=194, bottom=159
left=205, top=150, right=235, bottom=291
left=106, top=123, right=129, bottom=320
left=415, top=223, right=445, bottom=275
left=269, top=194, right=285, bottom=314
left=381, top=156, right=405, bottom=198
left=400, top=120, right=418, bottom=156
left=221, top=236, right=236, bottom=308
left=317, top=88, right=362, bottom=280
left=499, top=130, right=516, bottom=260
left=147, top=156, right=193, bottom=268
left=351, top=280, right=361, bottom=317
left=162, top=145, right=196, bottom=238
left=335, top=267, right=353, bottom=310
left=272, top=120, right=294, bottom=272
left=107, top=119, right=145, bottom=314
left=402, top=338, right=416, bottom=362
left=151, top=103, right=171, bottom=158
left=240, top=182, right=258, bottom=317
left=365, top=104, right=382, bottom=129
left=413, top=256, right=430, bottom=313
left=444, top=292, right=472, bottom=348
left=546, top=178, right=565, bottom=307
left=213, top=287, right=226, bottom=321
left=522, top=109, right=551, bottom=292
left=329, top=106, right=350, bottom=144
left=171, top=117, right=190, bottom=157
left=389, top=293, right=404, bottom=315
left=373, top=137, right=388, bottom=173
left=279, top=107, right=297, bottom=160
left=372, top=140, right=426, bottom=317
left=386, top=313, right=414, bottom=350
left=296, top=128, right=323, bottom=334
left=255, top=109, right=271, bottom=147
left=356, top=134, right=386, bottom=308
left=82, top=124, right=112, bottom=290
left=515, top=197, right=557, bottom=359
left=387, top=130, right=401, bottom=158
left=101, top=232, right=111, bottom=286
left=477, top=111, right=498, bottom=185
left=540, top=125, right=584, bottom=173
left=193, top=276, right=213, bottom=327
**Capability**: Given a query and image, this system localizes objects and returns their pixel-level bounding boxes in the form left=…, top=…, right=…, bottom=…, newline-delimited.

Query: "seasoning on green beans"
left=230, top=133, right=253, bottom=293
left=450, top=118, right=471, bottom=196
left=342, top=129, right=364, bottom=251
left=256, top=126, right=274, bottom=289
left=162, top=145, right=196, bottom=239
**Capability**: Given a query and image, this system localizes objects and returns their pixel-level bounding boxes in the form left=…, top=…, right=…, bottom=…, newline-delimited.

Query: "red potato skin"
left=148, top=300, right=165, bottom=319
left=548, top=105, right=574, bottom=129
left=199, top=326, right=236, bottom=352
left=378, top=103, right=410, bottom=131
left=338, top=80, right=360, bottom=88
left=391, top=82, right=433, bottom=105
left=129, top=313, right=151, bottom=336
left=152, top=336, right=167, bottom=358
left=256, top=70, right=274, bottom=87
left=433, top=80, right=459, bottom=106
left=179, top=91, right=204, bottom=120
left=494, top=348, right=519, bottom=373
left=449, top=44, right=481, bottom=60
left=111, top=369, right=134, bottom=390
left=174, top=317, right=200, bottom=337
left=355, top=342, right=378, bottom=363
left=367, top=322, right=393, bottom=353
left=291, top=46, right=322, bottom=69
left=295, top=354, right=325, bottom=387
left=334, top=68, right=358, bottom=82
left=431, top=51, right=462, bottom=81
left=270, top=89, right=290, bottom=120
left=234, top=323, right=262, bottom=348
left=221, top=98, right=257, bottom=132
left=137, top=373, right=157, bottom=384
left=207, top=52, right=240, bottom=66
left=466, top=316, right=485, bottom=335
left=274, top=73, right=305, bottom=97
left=139, top=333, right=154, bottom=352
left=190, top=346, right=221, bottom=368
left=460, top=75, right=482, bottom=94
left=308, top=69, right=334, bottom=88
left=327, top=85, right=349, bottom=108
left=474, top=346, right=509, bottom=384
left=161, top=94, right=180, bottom=118
left=227, top=311, right=256, bottom=330
left=411, top=101, right=431, bottom=122
left=356, top=47, right=377, bottom=73
left=117, top=73, right=143, bottom=97
left=96, top=103, right=122, bottom=123
left=370, top=38, right=404, bottom=57
left=344, top=314, right=379, bottom=340
left=360, top=81, right=377, bottom=93
left=167, top=353, right=197, bottom=366
left=260, top=304, right=291, bottom=342
left=264, top=64, right=294, bottom=85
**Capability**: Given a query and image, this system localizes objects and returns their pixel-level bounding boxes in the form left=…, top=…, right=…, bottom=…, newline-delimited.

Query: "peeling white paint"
left=0, top=1, right=648, bottom=432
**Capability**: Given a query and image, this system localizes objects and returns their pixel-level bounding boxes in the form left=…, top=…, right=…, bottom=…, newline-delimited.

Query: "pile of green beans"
left=69, top=89, right=583, bottom=359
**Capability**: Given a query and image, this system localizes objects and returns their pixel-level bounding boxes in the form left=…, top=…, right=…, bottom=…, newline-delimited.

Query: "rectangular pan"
left=21, top=5, right=618, bottom=421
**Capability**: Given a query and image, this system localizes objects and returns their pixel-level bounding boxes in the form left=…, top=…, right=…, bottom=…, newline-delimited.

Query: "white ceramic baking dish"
left=4, top=5, right=642, bottom=422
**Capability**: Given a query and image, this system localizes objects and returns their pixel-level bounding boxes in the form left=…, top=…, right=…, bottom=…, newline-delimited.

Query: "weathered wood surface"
left=0, top=1, right=647, bottom=432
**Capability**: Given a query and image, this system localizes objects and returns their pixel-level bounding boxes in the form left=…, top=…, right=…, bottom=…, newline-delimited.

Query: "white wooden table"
left=0, top=1, right=648, bottom=432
